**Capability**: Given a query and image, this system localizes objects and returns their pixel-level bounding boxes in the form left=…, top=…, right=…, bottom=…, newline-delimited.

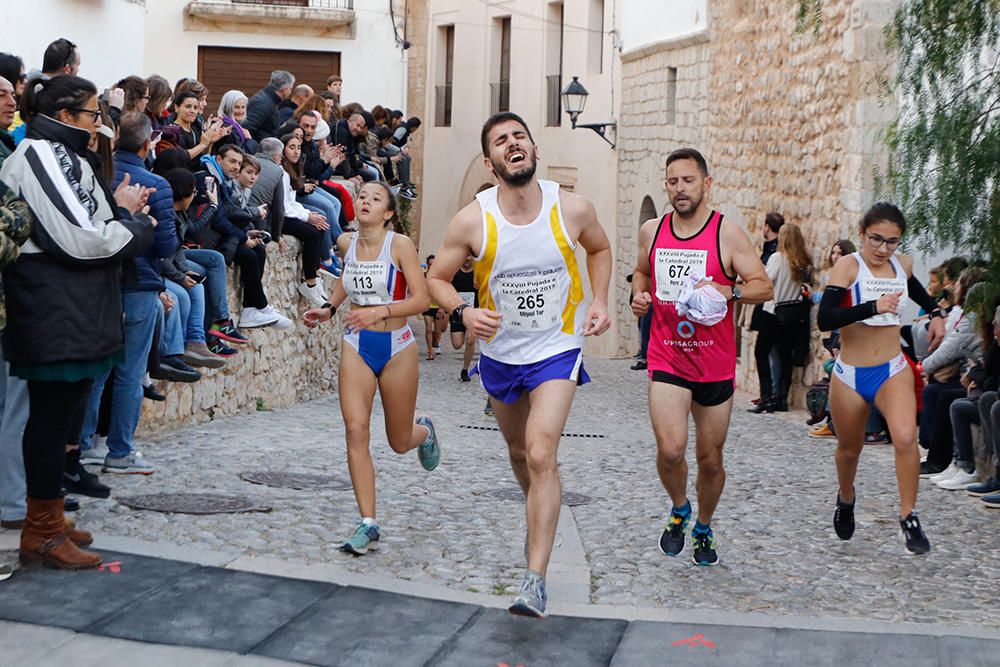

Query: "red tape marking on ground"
left=672, top=633, right=716, bottom=648
left=97, top=561, right=122, bottom=573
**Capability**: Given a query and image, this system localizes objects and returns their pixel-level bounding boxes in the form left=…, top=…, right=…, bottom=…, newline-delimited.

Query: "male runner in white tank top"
left=428, top=112, right=611, bottom=618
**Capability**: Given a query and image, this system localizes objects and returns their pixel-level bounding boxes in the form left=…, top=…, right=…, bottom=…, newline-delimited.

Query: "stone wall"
left=137, top=238, right=342, bottom=435
left=615, top=0, right=898, bottom=398
left=404, top=0, right=428, bottom=245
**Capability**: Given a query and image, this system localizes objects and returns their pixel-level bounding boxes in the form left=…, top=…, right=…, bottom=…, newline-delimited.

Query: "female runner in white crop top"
left=303, top=182, right=441, bottom=555
left=817, top=202, right=945, bottom=554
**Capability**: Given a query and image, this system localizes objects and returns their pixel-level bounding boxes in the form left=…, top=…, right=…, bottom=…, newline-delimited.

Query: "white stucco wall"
left=616, top=0, right=708, bottom=54
left=0, top=0, right=147, bottom=91
left=145, top=0, right=406, bottom=110
left=1, top=0, right=405, bottom=109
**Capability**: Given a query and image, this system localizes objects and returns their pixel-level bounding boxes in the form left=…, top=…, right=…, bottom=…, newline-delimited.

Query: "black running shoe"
left=691, top=528, right=719, bottom=566
left=63, top=449, right=111, bottom=499
left=460, top=369, right=470, bottom=382
left=658, top=509, right=690, bottom=557
left=900, top=512, right=930, bottom=554
left=834, top=493, right=855, bottom=540
left=64, top=460, right=111, bottom=499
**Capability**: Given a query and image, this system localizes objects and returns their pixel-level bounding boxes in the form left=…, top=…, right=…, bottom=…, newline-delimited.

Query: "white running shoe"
left=261, top=305, right=293, bottom=330
left=928, top=463, right=959, bottom=483
left=936, top=469, right=979, bottom=490
left=239, top=307, right=280, bottom=328
left=297, top=282, right=329, bottom=308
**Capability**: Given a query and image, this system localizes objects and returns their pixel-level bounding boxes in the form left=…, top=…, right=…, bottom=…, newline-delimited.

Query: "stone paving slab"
left=86, top=560, right=336, bottom=653
left=1, top=548, right=997, bottom=667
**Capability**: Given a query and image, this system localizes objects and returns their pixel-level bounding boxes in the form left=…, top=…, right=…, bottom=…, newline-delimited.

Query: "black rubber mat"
left=1, top=549, right=996, bottom=667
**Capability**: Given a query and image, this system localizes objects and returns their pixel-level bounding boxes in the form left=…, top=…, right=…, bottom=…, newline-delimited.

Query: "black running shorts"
left=651, top=370, right=734, bottom=407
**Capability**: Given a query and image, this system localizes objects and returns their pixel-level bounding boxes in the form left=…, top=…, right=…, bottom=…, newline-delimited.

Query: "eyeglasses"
left=866, top=233, right=901, bottom=250
left=60, top=39, right=78, bottom=70
left=70, top=107, right=102, bottom=122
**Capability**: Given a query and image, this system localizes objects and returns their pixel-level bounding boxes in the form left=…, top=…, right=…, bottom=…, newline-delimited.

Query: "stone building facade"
left=615, top=0, right=898, bottom=393
left=138, top=239, right=342, bottom=435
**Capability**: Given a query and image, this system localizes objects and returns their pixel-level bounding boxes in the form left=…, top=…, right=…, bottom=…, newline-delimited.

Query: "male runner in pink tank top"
left=631, top=148, right=772, bottom=565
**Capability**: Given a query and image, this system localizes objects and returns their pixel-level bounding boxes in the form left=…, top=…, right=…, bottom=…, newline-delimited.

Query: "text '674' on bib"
left=655, top=248, right=707, bottom=302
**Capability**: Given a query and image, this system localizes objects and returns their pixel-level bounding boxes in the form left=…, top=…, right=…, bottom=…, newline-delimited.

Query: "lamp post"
left=561, top=76, right=616, bottom=149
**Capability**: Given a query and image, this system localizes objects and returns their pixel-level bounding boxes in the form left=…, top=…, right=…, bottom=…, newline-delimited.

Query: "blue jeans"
left=300, top=189, right=344, bottom=260
left=164, top=279, right=207, bottom=344
left=81, top=291, right=159, bottom=459
left=638, top=312, right=651, bottom=359
left=184, top=249, right=229, bottom=324
left=0, top=340, right=29, bottom=522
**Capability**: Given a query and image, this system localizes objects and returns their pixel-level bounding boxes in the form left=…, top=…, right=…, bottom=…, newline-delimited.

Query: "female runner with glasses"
left=818, top=203, right=945, bottom=554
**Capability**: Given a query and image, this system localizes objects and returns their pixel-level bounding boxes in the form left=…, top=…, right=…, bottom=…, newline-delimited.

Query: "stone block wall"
left=616, top=0, right=898, bottom=399
left=137, top=237, right=342, bottom=435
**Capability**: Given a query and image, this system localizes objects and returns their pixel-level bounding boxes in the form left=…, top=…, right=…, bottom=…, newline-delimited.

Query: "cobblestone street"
left=35, top=320, right=1000, bottom=632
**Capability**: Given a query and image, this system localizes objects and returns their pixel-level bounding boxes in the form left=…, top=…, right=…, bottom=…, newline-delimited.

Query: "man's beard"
left=671, top=193, right=701, bottom=216
left=491, top=154, right=537, bottom=186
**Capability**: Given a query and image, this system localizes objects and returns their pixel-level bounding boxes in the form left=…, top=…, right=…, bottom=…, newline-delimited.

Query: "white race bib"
left=654, top=249, right=707, bottom=302
left=458, top=291, right=476, bottom=308
left=345, top=261, right=390, bottom=305
left=495, top=269, right=563, bottom=331
left=860, top=277, right=906, bottom=326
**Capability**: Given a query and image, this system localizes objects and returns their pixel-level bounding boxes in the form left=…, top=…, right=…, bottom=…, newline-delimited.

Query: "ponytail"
left=20, top=75, right=97, bottom=122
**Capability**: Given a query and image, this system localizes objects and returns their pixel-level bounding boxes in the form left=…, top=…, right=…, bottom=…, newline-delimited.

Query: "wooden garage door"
left=198, top=46, right=340, bottom=114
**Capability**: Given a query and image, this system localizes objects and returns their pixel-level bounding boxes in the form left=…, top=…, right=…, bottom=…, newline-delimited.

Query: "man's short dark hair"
left=764, top=212, right=785, bottom=234
left=116, top=112, right=152, bottom=154
left=665, top=147, right=709, bottom=176
left=390, top=109, right=403, bottom=119
left=406, top=116, right=421, bottom=129
left=218, top=144, right=245, bottom=160
left=375, top=125, right=392, bottom=141
left=42, top=38, right=77, bottom=74
left=480, top=112, right=534, bottom=156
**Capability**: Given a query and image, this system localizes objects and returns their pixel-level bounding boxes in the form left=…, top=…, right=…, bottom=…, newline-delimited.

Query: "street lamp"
left=561, top=76, right=616, bottom=149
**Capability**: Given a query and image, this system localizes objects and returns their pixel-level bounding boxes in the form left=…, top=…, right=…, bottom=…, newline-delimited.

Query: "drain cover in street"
left=478, top=487, right=593, bottom=507
left=118, top=493, right=272, bottom=515
left=240, top=471, right=352, bottom=491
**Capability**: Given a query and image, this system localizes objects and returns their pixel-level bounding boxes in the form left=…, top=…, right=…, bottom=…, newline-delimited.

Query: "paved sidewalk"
left=1, top=321, right=998, bottom=663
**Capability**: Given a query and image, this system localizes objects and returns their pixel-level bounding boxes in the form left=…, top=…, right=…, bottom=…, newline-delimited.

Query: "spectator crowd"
left=0, top=37, right=421, bottom=571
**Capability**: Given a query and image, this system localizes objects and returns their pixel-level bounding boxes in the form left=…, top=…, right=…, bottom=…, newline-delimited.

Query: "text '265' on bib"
left=495, top=268, right=562, bottom=331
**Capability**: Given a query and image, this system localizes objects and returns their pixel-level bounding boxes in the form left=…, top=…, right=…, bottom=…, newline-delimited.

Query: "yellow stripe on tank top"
left=549, top=203, right=583, bottom=335
left=474, top=212, right=499, bottom=341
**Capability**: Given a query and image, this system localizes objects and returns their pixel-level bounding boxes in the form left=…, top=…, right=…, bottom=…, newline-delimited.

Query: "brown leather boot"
left=19, top=497, right=101, bottom=570
left=63, top=517, right=94, bottom=546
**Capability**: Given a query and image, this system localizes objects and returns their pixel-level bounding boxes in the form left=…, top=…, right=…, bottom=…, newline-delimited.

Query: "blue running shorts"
left=474, top=348, right=590, bottom=404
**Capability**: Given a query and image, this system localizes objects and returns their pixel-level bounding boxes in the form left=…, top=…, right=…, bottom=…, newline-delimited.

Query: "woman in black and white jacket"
left=0, top=75, right=154, bottom=571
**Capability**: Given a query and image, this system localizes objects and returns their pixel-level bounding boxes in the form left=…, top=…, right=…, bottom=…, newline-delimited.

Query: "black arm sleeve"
left=817, top=286, right=878, bottom=332
left=907, top=275, right=939, bottom=315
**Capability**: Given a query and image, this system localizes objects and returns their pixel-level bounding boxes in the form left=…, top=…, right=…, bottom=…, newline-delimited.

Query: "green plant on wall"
left=796, top=0, right=1000, bottom=323
left=397, top=195, right=414, bottom=237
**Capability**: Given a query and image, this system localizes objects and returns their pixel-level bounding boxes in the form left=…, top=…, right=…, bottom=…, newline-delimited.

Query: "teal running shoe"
left=341, top=520, right=381, bottom=555
left=509, top=571, right=547, bottom=618
left=416, top=416, right=440, bottom=471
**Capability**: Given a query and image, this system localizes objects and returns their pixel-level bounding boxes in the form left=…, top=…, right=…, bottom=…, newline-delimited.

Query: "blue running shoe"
left=416, top=416, right=440, bottom=471
left=509, top=571, right=547, bottom=618
left=341, top=520, right=380, bottom=555
left=319, top=257, right=342, bottom=279
left=980, top=491, right=1000, bottom=509
left=691, top=527, right=719, bottom=566
left=967, top=476, right=1000, bottom=497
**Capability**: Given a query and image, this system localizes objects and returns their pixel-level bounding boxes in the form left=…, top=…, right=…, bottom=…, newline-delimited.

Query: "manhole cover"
left=478, top=487, right=593, bottom=507
left=459, top=425, right=605, bottom=439
left=240, top=471, right=352, bottom=491
left=118, top=493, right=272, bottom=515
